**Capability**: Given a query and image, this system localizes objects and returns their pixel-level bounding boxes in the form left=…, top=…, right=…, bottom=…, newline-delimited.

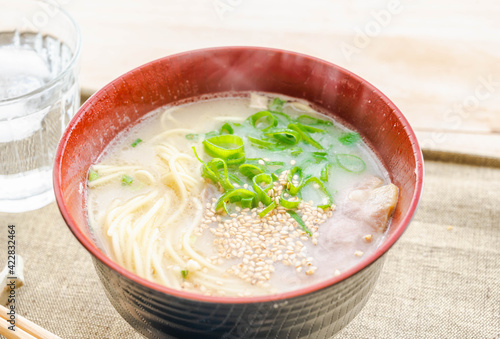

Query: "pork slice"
left=344, top=176, right=399, bottom=231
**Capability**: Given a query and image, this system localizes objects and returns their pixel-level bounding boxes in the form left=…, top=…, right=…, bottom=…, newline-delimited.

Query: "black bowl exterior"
left=93, top=256, right=385, bottom=338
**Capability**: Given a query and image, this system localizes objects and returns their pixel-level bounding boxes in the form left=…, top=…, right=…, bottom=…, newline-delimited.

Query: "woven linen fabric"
left=0, top=158, right=499, bottom=339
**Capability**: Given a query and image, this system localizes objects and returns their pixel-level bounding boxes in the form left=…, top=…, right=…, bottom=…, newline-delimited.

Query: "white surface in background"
left=61, top=0, right=500, bottom=157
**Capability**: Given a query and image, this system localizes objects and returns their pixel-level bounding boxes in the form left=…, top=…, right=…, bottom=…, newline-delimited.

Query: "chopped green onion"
left=192, top=147, right=219, bottom=183
left=203, top=135, right=245, bottom=165
left=247, top=111, right=278, bottom=131
left=259, top=201, right=277, bottom=218
left=88, top=168, right=99, bottom=181
left=203, top=135, right=244, bottom=157
left=313, top=151, right=327, bottom=156
left=312, top=151, right=328, bottom=163
left=206, top=158, right=234, bottom=191
left=121, top=175, right=133, bottom=186
left=336, top=154, right=366, bottom=173
left=271, top=111, right=292, bottom=124
left=265, top=161, right=284, bottom=173
left=205, top=131, right=219, bottom=138
left=215, top=189, right=257, bottom=214
left=131, top=138, right=143, bottom=147
left=248, top=136, right=277, bottom=148
left=265, top=129, right=301, bottom=145
left=241, top=197, right=254, bottom=209
left=290, top=147, right=303, bottom=156
left=312, top=157, right=326, bottom=164
left=320, top=163, right=333, bottom=182
left=287, top=167, right=306, bottom=195
left=226, top=154, right=246, bottom=166
left=296, top=123, right=325, bottom=134
left=193, top=109, right=345, bottom=218
left=287, top=210, right=312, bottom=236
left=181, top=270, right=189, bottom=279
left=338, top=132, right=360, bottom=145
left=228, top=173, right=244, bottom=186
left=279, top=191, right=301, bottom=209
left=296, top=115, right=333, bottom=126
left=268, top=97, right=286, bottom=112
left=185, top=133, right=199, bottom=140
left=273, top=145, right=288, bottom=152
left=220, top=123, right=234, bottom=135
left=239, top=164, right=265, bottom=178
left=252, top=173, right=273, bottom=205
left=302, top=177, right=333, bottom=209
left=288, top=123, right=323, bottom=149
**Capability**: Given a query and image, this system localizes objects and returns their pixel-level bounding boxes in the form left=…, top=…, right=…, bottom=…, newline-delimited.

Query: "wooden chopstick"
left=0, top=316, right=35, bottom=339
left=0, top=305, right=60, bottom=339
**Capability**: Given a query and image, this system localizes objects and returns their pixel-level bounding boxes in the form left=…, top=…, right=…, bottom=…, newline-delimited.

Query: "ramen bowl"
left=54, top=47, right=423, bottom=338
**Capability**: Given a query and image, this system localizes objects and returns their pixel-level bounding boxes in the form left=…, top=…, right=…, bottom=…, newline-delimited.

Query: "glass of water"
left=0, top=0, right=81, bottom=212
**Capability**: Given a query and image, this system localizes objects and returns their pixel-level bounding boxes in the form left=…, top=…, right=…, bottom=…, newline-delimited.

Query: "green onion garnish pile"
left=190, top=97, right=366, bottom=232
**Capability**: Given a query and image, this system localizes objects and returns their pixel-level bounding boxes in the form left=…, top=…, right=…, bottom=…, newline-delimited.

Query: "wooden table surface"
left=64, top=0, right=500, bottom=158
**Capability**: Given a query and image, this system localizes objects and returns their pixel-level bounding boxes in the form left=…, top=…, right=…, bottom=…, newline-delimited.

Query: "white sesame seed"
left=354, top=251, right=364, bottom=257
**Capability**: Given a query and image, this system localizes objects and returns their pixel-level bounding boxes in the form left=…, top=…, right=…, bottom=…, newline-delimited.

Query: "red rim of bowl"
left=54, top=46, right=424, bottom=304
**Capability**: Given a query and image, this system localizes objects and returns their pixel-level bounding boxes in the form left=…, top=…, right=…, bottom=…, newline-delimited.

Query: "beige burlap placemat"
left=0, top=158, right=499, bottom=339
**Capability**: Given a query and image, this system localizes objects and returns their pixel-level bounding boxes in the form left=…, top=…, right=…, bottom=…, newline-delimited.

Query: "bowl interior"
left=54, top=46, right=423, bottom=302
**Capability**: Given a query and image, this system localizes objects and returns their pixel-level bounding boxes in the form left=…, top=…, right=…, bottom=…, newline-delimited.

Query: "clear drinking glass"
left=0, top=0, right=81, bottom=212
